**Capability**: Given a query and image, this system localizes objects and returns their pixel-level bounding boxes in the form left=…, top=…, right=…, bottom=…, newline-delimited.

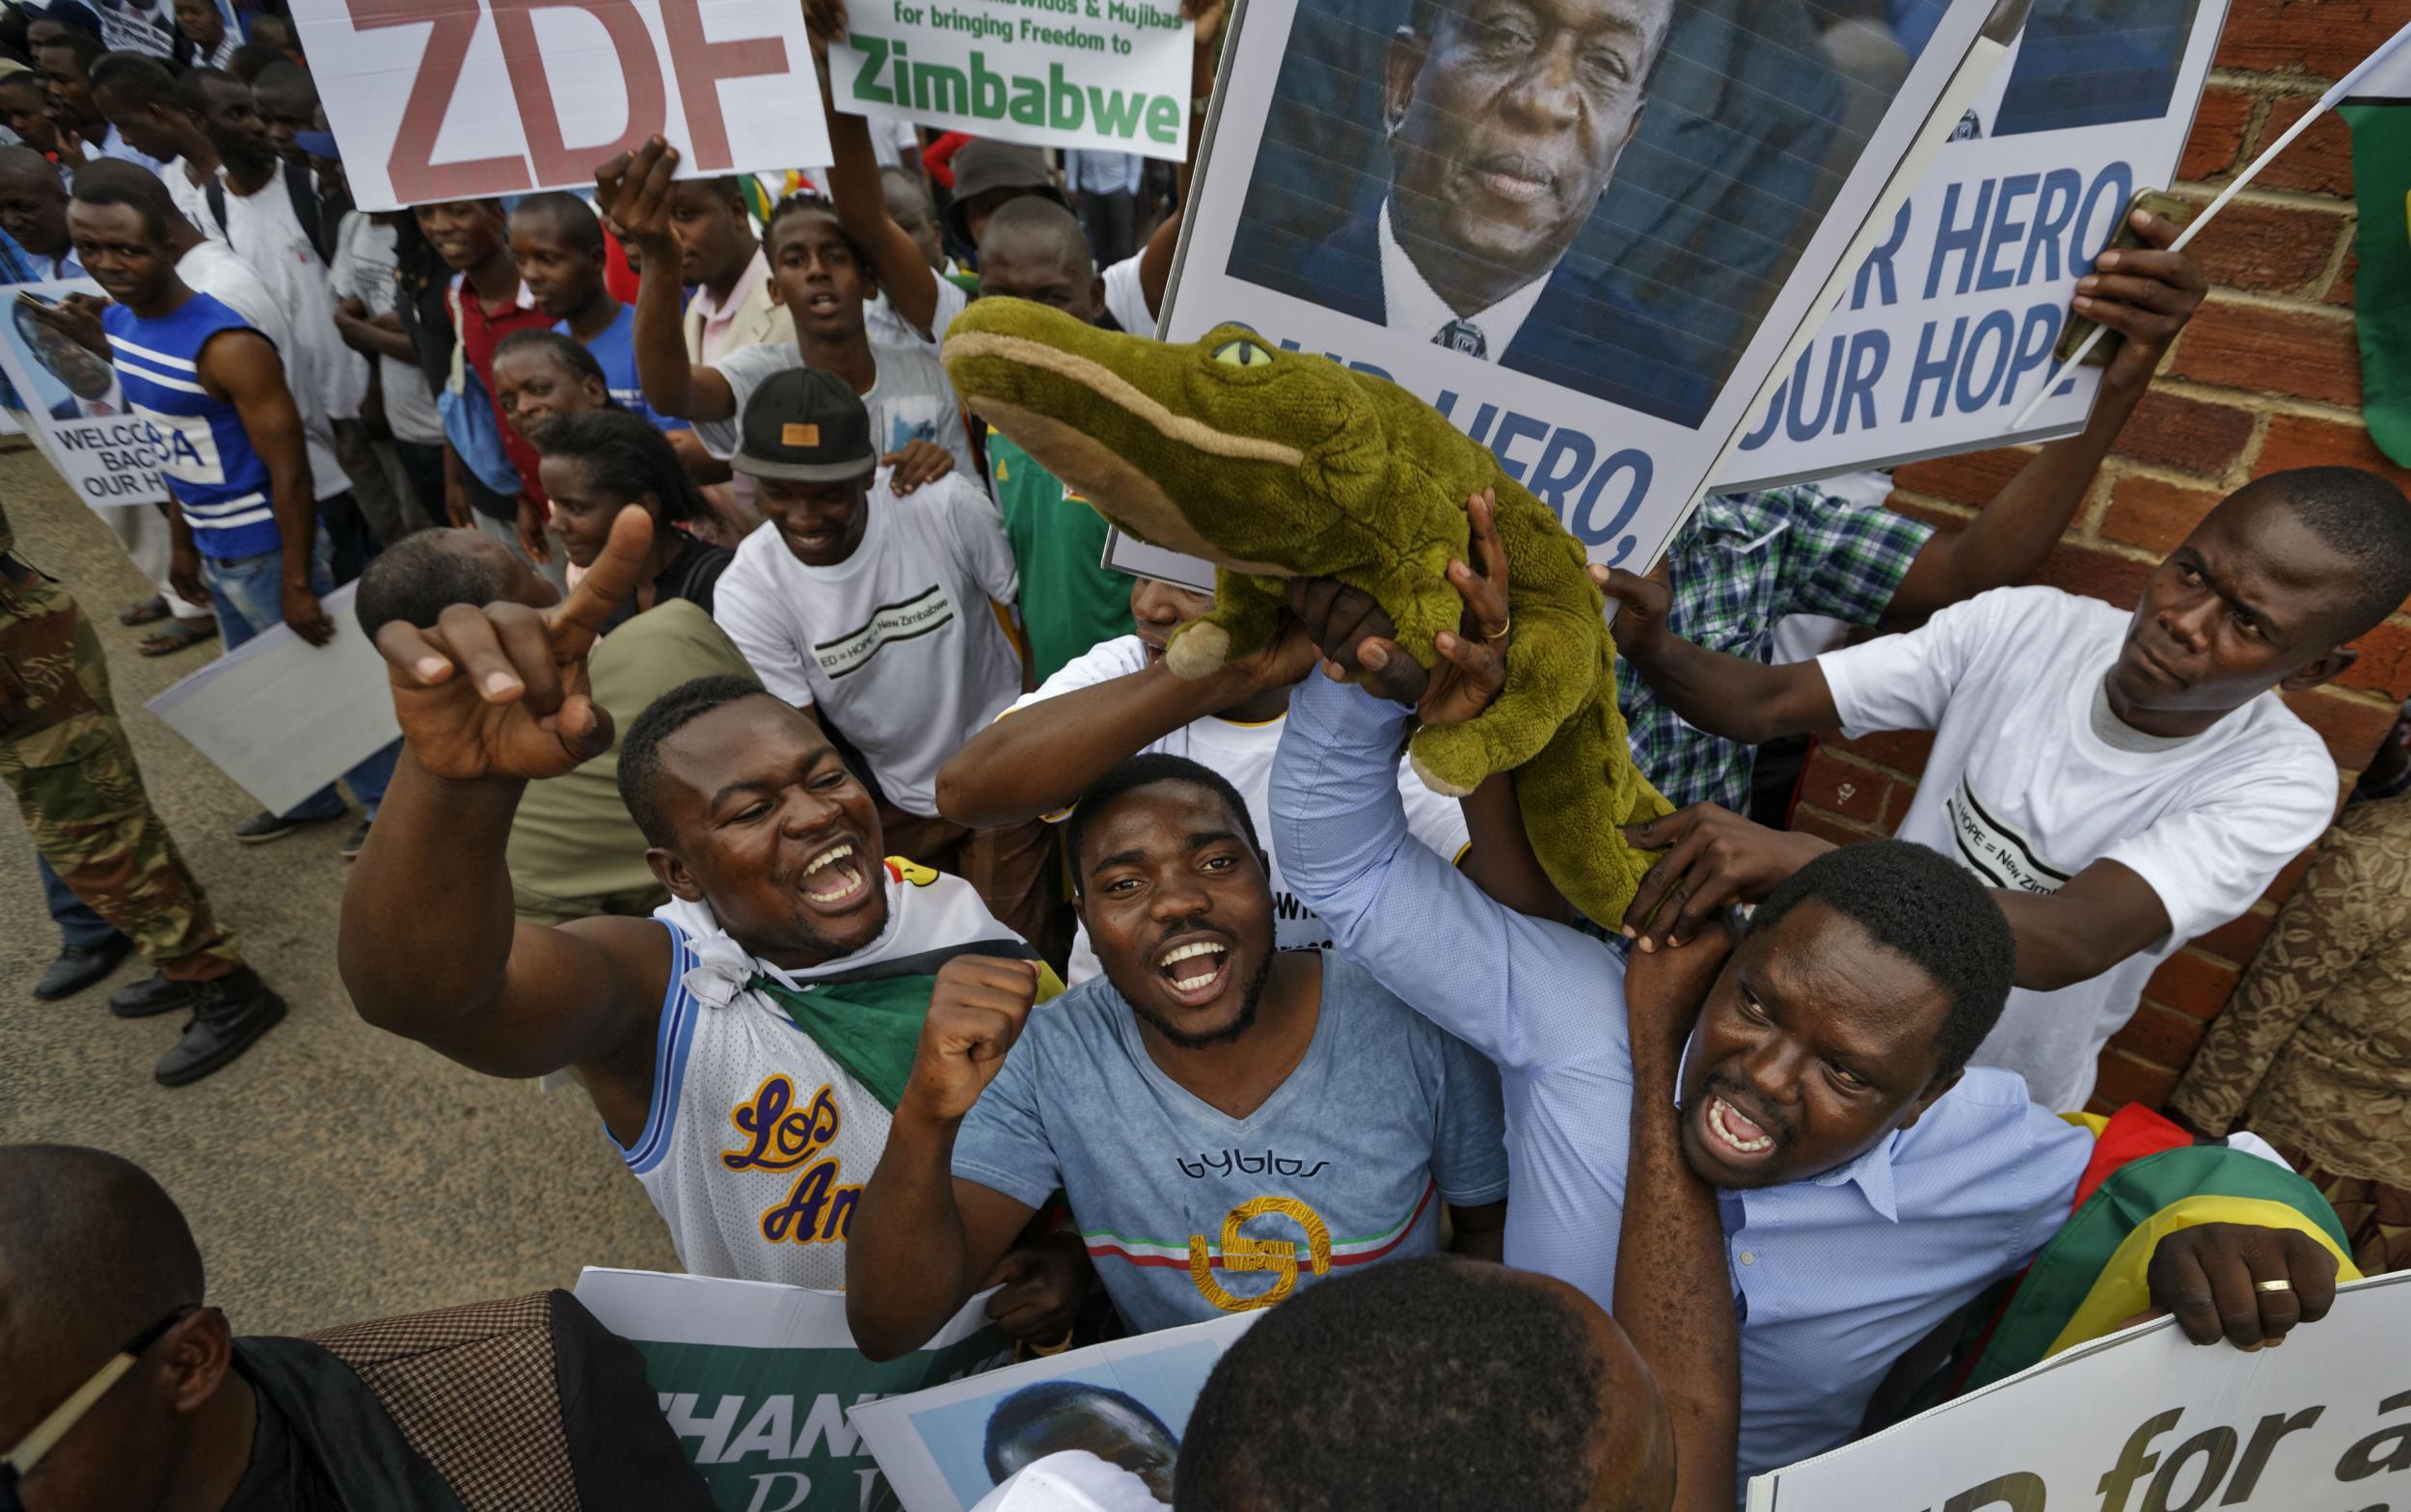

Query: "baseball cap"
left=943, top=140, right=1067, bottom=248
left=731, top=366, right=879, bottom=482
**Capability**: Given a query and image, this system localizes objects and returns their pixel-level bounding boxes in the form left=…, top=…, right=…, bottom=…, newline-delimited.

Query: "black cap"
left=943, top=141, right=1067, bottom=249
left=731, top=367, right=878, bottom=482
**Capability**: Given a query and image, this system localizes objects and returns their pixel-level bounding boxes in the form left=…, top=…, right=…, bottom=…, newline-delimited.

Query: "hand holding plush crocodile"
left=941, top=300, right=1671, bottom=925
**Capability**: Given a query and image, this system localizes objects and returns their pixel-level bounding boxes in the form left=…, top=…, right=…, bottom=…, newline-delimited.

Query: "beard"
left=1107, top=946, right=1274, bottom=1051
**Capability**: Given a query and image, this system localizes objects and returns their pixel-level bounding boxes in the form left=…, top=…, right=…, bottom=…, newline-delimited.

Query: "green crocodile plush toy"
left=941, top=300, right=1671, bottom=925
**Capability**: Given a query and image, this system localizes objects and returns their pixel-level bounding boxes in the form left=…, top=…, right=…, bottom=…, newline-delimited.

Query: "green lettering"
left=911, top=59, right=968, bottom=115
left=970, top=48, right=1007, bottom=117
left=850, top=32, right=893, bottom=103
left=1086, top=83, right=1143, bottom=137
left=1049, top=61, right=1084, bottom=131
left=1146, top=92, right=1179, bottom=144
left=1010, top=75, right=1044, bottom=126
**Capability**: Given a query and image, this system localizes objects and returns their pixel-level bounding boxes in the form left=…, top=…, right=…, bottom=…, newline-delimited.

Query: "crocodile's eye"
left=1211, top=338, right=1273, bottom=368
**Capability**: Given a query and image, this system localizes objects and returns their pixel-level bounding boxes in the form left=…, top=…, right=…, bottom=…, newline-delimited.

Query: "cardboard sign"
left=1748, top=1271, right=2411, bottom=1511
left=1720, top=0, right=2231, bottom=493
left=1158, top=0, right=1998, bottom=573
left=147, top=582, right=400, bottom=816
left=0, top=280, right=168, bottom=510
left=852, top=1313, right=1258, bottom=1512
left=574, top=1268, right=1012, bottom=1512
left=828, top=0, right=1192, bottom=161
left=290, top=0, right=833, bottom=213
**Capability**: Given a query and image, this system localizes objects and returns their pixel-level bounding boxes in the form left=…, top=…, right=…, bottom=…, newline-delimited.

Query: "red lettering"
left=344, top=0, right=531, bottom=202
left=658, top=0, right=786, bottom=171
left=489, top=0, right=666, bottom=184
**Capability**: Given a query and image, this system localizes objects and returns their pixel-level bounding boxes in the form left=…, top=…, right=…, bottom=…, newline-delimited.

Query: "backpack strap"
left=203, top=177, right=228, bottom=238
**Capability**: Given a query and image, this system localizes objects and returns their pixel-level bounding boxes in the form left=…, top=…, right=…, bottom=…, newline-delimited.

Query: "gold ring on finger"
left=1484, top=618, right=1511, bottom=641
left=2256, top=1280, right=2293, bottom=1294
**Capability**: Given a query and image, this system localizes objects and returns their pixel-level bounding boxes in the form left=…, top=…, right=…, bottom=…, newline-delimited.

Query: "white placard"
left=1720, top=0, right=2232, bottom=492
left=0, top=280, right=167, bottom=509
left=852, top=1312, right=1259, bottom=1512
left=1159, top=0, right=1997, bottom=572
left=147, top=581, right=399, bottom=817
left=829, top=0, right=1192, bottom=162
left=1101, top=527, right=1213, bottom=593
left=290, top=0, right=833, bottom=213
left=1748, top=1270, right=2411, bottom=1511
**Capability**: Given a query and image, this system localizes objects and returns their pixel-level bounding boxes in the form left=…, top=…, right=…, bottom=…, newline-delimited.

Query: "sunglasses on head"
left=0, top=1305, right=198, bottom=1512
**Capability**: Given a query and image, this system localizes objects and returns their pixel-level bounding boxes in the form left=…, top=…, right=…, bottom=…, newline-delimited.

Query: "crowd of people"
left=6, top=0, right=2411, bottom=1508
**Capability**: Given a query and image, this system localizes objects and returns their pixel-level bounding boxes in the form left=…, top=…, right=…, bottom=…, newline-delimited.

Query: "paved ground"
left=0, top=445, right=678, bottom=1336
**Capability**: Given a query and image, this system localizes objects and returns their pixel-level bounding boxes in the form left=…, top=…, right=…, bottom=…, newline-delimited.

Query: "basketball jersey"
left=103, top=292, right=278, bottom=561
left=621, top=859, right=1060, bottom=1287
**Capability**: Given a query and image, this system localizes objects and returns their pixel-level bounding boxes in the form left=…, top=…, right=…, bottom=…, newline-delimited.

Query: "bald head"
left=71, top=155, right=201, bottom=249
left=0, top=1146, right=203, bottom=1406
left=1175, top=1256, right=1674, bottom=1511
left=976, top=195, right=1101, bottom=323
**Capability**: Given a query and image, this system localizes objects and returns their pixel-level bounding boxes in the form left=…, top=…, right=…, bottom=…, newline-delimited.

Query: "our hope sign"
left=289, top=0, right=832, bottom=212
left=1748, top=1271, right=2411, bottom=1512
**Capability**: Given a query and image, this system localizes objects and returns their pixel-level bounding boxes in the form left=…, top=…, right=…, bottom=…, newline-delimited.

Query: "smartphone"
left=2054, top=187, right=2194, bottom=366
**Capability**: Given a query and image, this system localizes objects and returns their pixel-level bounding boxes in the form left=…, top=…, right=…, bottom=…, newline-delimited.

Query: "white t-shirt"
left=175, top=239, right=349, bottom=506
left=1101, top=253, right=1155, bottom=336
left=1017, top=635, right=1474, bottom=984
left=1818, top=586, right=2336, bottom=1110
left=693, top=338, right=977, bottom=482
left=327, top=212, right=445, bottom=446
left=191, top=162, right=370, bottom=430
left=969, top=1452, right=1170, bottom=1512
left=714, top=469, right=1021, bottom=817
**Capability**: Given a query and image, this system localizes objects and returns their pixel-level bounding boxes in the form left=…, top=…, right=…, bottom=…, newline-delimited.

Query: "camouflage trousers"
left=1, top=562, right=242, bottom=982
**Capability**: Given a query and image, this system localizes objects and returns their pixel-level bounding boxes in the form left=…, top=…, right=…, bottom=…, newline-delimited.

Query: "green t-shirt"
left=986, top=422, right=1135, bottom=683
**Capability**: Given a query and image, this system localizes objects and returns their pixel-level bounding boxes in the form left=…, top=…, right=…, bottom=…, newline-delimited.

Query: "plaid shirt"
left=1617, top=484, right=1935, bottom=812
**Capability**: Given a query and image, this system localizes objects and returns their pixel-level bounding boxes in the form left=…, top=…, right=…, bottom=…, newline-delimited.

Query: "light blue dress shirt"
left=1066, top=149, right=1144, bottom=197
left=1269, top=677, right=2098, bottom=1482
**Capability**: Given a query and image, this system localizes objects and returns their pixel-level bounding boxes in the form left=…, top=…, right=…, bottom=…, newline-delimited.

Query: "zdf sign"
left=292, top=0, right=831, bottom=212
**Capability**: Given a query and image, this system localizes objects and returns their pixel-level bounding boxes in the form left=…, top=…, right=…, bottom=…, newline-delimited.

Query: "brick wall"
left=1796, top=0, right=2411, bottom=1115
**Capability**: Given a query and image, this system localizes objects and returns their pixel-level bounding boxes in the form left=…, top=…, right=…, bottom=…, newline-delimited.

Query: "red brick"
left=2180, top=87, right=2255, bottom=180
left=1790, top=807, right=1878, bottom=849
left=2186, top=200, right=2351, bottom=294
left=2091, top=1049, right=2181, bottom=1110
left=2281, top=687, right=2402, bottom=766
left=2031, top=541, right=2155, bottom=607
left=2190, top=905, right=2276, bottom=967
left=2328, top=248, right=2357, bottom=309
left=2165, top=301, right=2362, bottom=407
left=1823, top=728, right=1934, bottom=780
left=2113, top=1002, right=2211, bottom=1067
left=2255, top=413, right=2411, bottom=495
left=2337, top=618, right=2411, bottom=699
left=2147, top=951, right=2243, bottom=1020
left=2110, top=392, right=2258, bottom=476
left=2253, top=95, right=2356, bottom=197
left=2100, top=475, right=2227, bottom=554
left=2213, top=0, right=2411, bottom=80
left=1893, top=447, right=2031, bottom=509
left=1796, top=749, right=1887, bottom=826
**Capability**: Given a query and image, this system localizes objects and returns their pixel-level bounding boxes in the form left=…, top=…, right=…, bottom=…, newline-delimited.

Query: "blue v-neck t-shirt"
left=951, top=950, right=1509, bottom=1334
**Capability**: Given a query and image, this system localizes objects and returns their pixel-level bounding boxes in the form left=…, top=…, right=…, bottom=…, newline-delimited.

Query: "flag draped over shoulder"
left=2343, top=36, right=2411, bottom=467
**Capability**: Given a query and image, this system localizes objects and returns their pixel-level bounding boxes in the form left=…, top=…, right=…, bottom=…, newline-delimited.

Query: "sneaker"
left=34, top=936, right=132, bottom=1000
left=154, top=967, right=286, bottom=1087
left=339, top=817, right=371, bottom=860
left=234, top=810, right=303, bottom=844
left=110, top=970, right=198, bottom=1019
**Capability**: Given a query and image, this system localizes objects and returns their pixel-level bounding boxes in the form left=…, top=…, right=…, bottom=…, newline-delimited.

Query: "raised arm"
left=1887, top=210, right=2206, bottom=626
left=1601, top=564, right=1838, bottom=745
left=200, top=328, right=327, bottom=645
left=339, top=509, right=670, bottom=1129
left=935, top=633, right=1313, bottom=828
left=595, top=139, right=737, bottom=423
left=847, top=957, right=1045, bottom=1360
left=806, top=11, right=946, bottom=340
left=1618, top=933, right=1740, bottom=1512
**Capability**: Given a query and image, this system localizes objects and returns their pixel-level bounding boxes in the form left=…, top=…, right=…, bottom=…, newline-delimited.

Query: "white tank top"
left=619, top=860, right=1053, bottom=1286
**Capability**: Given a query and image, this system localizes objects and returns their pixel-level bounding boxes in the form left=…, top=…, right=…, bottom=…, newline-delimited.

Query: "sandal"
left=120, top=594, right=171, bottom=627
left=137, top=618, right=220, bottom=657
